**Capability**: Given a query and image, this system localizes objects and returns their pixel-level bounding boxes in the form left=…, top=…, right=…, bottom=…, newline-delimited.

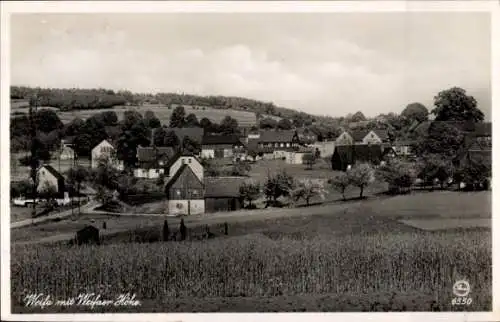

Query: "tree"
left=117, top=118, right=150, bottom=169
left=100, top=111, right=119, bottom=126
left=402, top=102, right=428, bottom=122
left=455, top=158, right=491, bottom=191
left=277, top=118, right=293, bottom=130
left=376, top=160, right=417, bottom=194
left=179, top=218, right=187, bottom=241
left=330, top=173, right=350, bottom=201
left=259, top=117, right=278, bottom=130
left=291, top=178, right=327, bottom=207
left=144, top=110, right=161, bottom=128
left=219, top=115, right=239, bottom=135
left=432, top=87, right=484, bottom=122
left=415, top=122, right=464, bottom=158
left=164, top=130, right=180, bottom=148
left=231, top=161, right=251, bottom=176
left=34, top=109, right=64, bottom=133
left=66, top=166, right=89, bottom=214
left=170, top=105, right=186, bottom=128
left=162, top=219, right=170, bottom=241
left=264, top=170, right=294, bottom=206
left=239, top=181, right=261, bottom=208
left=200, top=117, right=213, bottom=131
left=153, top=127, right=167, bottom=146
left=347, top=163, right=375, bottom=199
left=419, top=154, right=453, bottom=189
left=185, top=113, right=200, bottom=127
left=351, top=111, right=367, bottom=122
left=181, top=136, right=200, bottom=154
left=302, top=153, right=316, bottom=170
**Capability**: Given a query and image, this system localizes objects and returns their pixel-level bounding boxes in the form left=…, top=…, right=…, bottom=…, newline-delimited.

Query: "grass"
left=10, top=191, right=492, bottom=312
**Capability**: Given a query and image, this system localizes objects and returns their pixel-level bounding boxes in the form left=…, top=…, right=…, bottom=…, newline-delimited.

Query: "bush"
left=239, top=181, right=261, bottom=208
left=377, top=160, right=417, bottom=195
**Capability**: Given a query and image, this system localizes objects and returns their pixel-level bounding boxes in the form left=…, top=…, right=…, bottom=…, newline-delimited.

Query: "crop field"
left=10, top=191, right=491, bottom=312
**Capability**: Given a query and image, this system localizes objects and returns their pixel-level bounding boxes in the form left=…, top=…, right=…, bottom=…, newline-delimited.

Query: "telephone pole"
left=29, top=94, right=38, bottom=218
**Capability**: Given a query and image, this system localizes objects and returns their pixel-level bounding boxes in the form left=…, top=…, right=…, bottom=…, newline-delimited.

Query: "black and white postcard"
left=1, top=1, right=498, bottom=321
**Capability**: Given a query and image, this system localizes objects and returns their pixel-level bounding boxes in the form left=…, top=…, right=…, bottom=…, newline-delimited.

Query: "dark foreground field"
left=11, top=192, right=491, bottom=312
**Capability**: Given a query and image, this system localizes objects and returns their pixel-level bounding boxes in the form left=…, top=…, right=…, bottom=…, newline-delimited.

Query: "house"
left=165, top=162, right=205, bottom=216
left=201, top=135, right=245, bottom=159
left=392, top=139, right=416, bottom=157
left=335, top=129, right=390, bottom=146
left=204, top=177, right=245, bottom=213
left=311, top=141, right=336, bottom=158
left=134, top=146, right=176, bottom=179
left=285, top=146, right=314, bottom=165
left=297, top=129, right=318, bottom=144
left=456, top=122, right=492, bottom=168
left=257, top=130, right=301, bottom=150
left=36, top=164, right=65, bottom=197
left=91, top=139, right=124, bottom=170
left=164, top=153, right=245, bottom=215
left=58, top=140, right=76, bottom=161
left=331, top=144, right=384, bottom=171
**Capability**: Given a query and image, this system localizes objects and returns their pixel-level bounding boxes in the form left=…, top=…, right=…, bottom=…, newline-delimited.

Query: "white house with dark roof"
left=36, top=164, right=66, bottom=196
left=91, top=139, right=124, bottom=170
left=134, top=146, right=176, bottom=179
left=164, top=153, right=246, bottom=215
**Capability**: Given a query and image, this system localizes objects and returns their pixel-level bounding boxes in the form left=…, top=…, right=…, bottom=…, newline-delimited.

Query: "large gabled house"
left=36, top=164, right=66, bottom=197
left=455, top=122, right=492, bottom=169
left=335, top=129, right=390, bottom=146
left=163, top=153, right=246, bottom=215
left=134, top=146, right=176, bottom=179
left=201, top=134, right=245, bottom=159
left=91, top=139, right=124, bottom=170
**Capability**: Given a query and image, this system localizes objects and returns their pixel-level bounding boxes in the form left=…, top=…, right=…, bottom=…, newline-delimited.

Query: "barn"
left=204, top=177, right=245, bottom=213
left=331, top=144, right=384, bottom=171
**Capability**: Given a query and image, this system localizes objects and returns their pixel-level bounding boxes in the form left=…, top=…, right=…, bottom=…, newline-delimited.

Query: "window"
left=176, top=189, right=182, bottom=196
left=188, top=159, right=192, bottom=164
left=156, top=169, right=160, bottom=174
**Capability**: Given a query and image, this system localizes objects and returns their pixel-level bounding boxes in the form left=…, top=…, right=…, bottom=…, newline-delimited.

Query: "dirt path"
left=10, top=200, right=99, bottom=229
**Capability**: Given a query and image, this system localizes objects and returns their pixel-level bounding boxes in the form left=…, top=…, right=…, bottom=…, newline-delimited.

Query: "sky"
left=10, top=13, right=491, bottom=119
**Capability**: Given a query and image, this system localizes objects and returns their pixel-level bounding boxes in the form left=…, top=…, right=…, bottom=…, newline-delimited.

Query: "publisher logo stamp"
left=451, top=280, right=472, bottom=306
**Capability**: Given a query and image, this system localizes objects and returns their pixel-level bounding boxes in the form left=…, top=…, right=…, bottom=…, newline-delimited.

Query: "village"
left=6, top=9, right=493, bottom=314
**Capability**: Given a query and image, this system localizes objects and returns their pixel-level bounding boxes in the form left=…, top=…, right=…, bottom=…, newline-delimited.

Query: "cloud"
left=10, top=13, right=490, bottom=119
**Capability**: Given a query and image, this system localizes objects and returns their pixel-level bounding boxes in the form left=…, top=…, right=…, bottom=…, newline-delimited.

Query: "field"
left=10, top=102, right=258, bottom=127
left=10, top=191, right=491, bottom=312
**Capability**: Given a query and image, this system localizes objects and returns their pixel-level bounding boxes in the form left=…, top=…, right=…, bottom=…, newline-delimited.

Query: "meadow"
left=10, top=102, right=258, bottom=127
left=10, top=191, right=491, bottom=312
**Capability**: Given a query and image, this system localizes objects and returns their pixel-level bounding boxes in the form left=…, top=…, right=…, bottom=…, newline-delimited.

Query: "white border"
left=1, top=1, right=498, bottom=322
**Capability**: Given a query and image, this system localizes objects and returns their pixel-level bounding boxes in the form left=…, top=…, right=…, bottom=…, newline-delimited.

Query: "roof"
left=333, top=144, right=384, bottom=163
left=137, top=146, right=176, bottom=162
left=164, top=163, right=203, bottom=191
left=204, top=177, right=247, bottom=198
left=171, top=127, right=204, bottom=144
left=347, top=130, right=367, bottom=142
left=163, top=151, right=202, bottom=173
left=202, top=134, right=243, bottom=146
left=259, top=130, right=297, bottom=143
left=371, top=129, right=389, bottom=141
left=39, top=164, right=65, bottom=182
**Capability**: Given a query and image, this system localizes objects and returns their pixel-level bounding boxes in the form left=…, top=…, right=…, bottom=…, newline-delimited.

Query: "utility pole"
left=29, top=94, right=38, bottom=218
